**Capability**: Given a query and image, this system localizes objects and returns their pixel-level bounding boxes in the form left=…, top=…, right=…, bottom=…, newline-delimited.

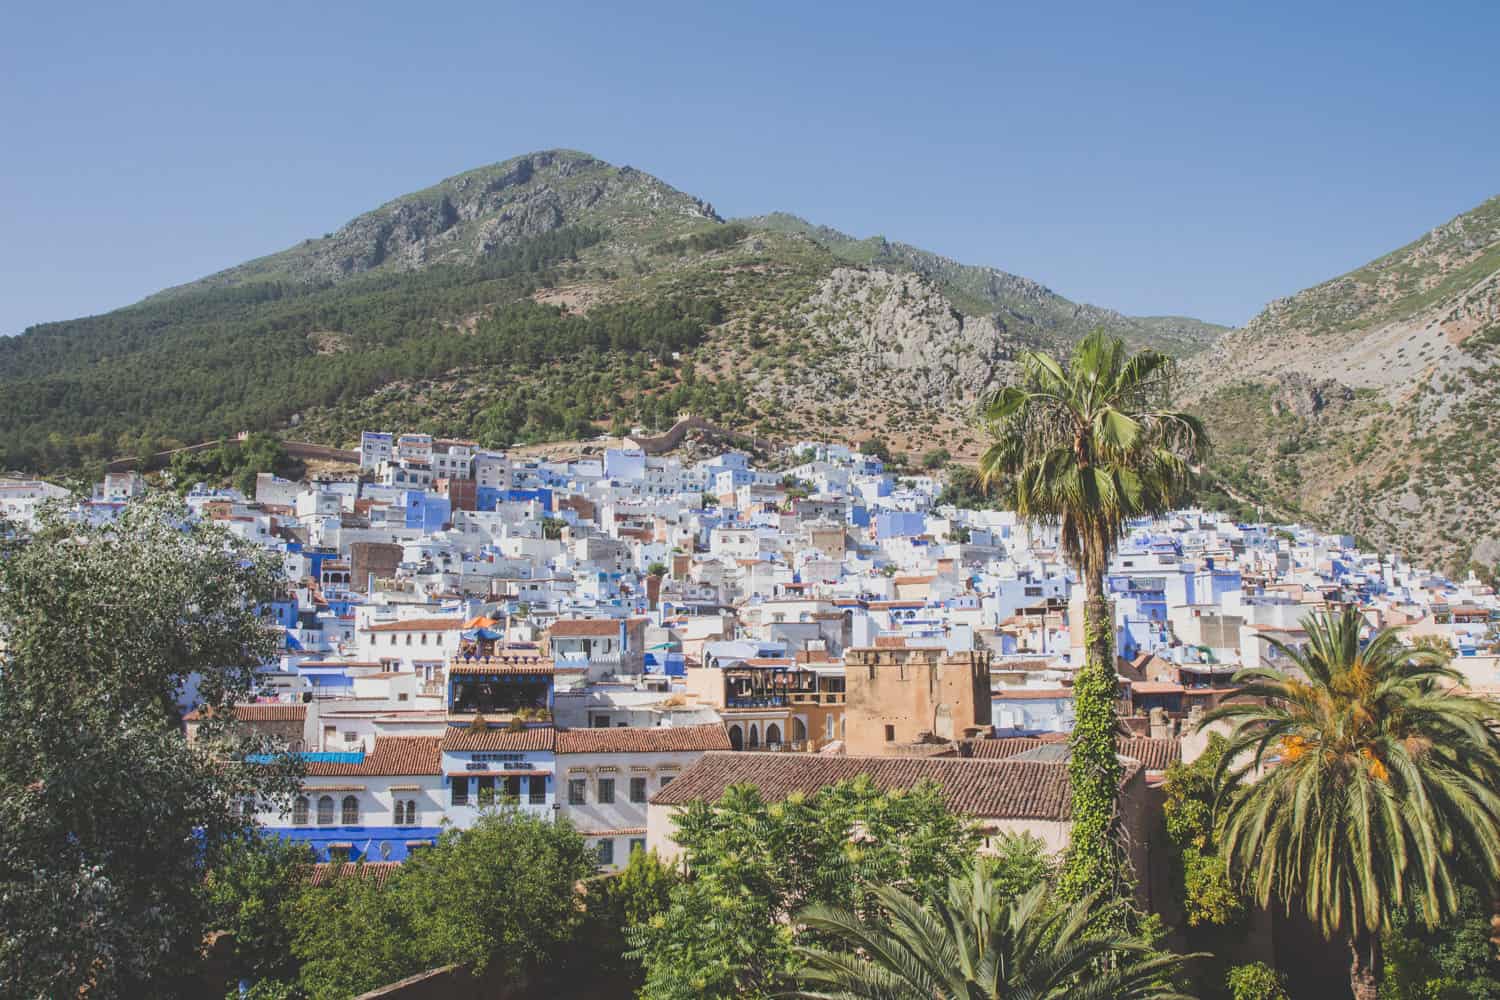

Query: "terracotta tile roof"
left=442, top=727, right=556, bottom=752
left=969, top=736, right=1181, bottom=772
left=1115, top=737, right=1182, bottom=772
left=550, top=618, right=623, bottom=637
left=650, top=751, right=1139, bottom=821
left=363, top=617, right=464, bottom=633
left=308, top=862, right=401, bottom=888
left=1130, top=682, right=1185, bottom=695
left=184, top=703, right=308, bottom=722
left=556, top=724, right=732, bottom=754
left=448, top=656, right=554, bottom=675
left=966, top=737, right=1049, bottom=760
left=305, top=737, right=441, bottom=776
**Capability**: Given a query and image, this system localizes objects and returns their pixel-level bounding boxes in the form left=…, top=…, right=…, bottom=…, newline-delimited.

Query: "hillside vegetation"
left=1187, top=195, right=1500, bottom=575
left=0, top=149, right=1218, bottom=474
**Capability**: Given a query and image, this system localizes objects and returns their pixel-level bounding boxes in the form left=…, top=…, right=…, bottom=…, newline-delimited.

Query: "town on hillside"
left=8, top=430, right=1495, bottom=873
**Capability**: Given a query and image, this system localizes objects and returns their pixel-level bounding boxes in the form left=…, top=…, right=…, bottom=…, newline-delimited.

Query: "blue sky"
left=2, top=0, right=1496, bottom=335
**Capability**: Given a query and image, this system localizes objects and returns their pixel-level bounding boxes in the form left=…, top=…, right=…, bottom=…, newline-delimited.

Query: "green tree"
left=1225, top=962, right=1290, bottom=1000
left=573, top=849, right=680, bottom=995
left=922, top=446, right=951, bottom=469
left=399, top=808, right=597, bottom=977
left=979, top=329, right=1207, bottom=902
left=791, top=867, right=1200, bottom=1000
left=1380, top=884, right=1500, bottom=1000
left=647, top=561, right=669, bottom=578
left=1162, top=733, right=1246, bottom=928
left=287, top=808, right=597, bottom=998
left=204, top=833, right=315, bottom=996
left=0, top=494, right=301, bottom=998
left=630, top=778, right=979, bottom=999
left=1202, top=608, right=1500, bottom=1000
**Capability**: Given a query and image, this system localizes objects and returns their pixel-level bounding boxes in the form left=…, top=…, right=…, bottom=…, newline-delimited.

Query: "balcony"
left=725, top=695, right=788, bottom=709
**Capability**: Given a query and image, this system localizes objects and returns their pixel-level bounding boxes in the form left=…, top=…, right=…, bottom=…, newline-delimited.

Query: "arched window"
left=406, top=799, right=417, bottom=825
left=292, top=796, right=309, bottom=826
left=728, top=724, right=743, bottom=750
left=748, top=724, right=760, bottom=749
left=766, top=723, right=782, bottom=747
left=316, top=795, right=334, bottom=825
left=341, top=795, right=360, bottom=825
left=792, top=718, right=807, bottom=743
left=393, top=801, right=406, bottom=825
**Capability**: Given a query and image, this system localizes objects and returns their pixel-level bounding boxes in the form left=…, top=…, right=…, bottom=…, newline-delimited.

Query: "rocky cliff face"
left=796, top=267, right=1015, bottom=401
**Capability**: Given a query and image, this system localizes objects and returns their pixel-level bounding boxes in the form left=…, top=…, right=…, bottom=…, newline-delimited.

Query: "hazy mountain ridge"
left=1187, top=195, right=1500, bottom=574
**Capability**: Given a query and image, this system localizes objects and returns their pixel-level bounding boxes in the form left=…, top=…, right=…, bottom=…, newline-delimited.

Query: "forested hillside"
left=0, top=149, right=1220, bottom=475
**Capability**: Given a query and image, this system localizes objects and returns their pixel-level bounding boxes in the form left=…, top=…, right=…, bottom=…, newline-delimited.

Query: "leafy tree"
left=203, top=833, right=315, bottom=996
left=936, top=463, right=1003, bottom=510
left=1379, top=884, right=1500, bottom=1000
left=573, top=848, right=680, bottom=995
left=1162, top=733, right=1246, bottom=928
left=859, top=437, right=892, bottom=463
left=979, top=329, right=1207, bottom=903
left=1225, top=962, right=1290, bottom=1000
left=647, top=561, right=669, bottom=578
left=922, top=446, right=951, bottom=469
left=630, top=777, right=979, bottom=999
left=0, top=494, right=301, bottom=998
left=288, top=808, right=596, bottom=998
left=288, top=865, right=415, bottom=1000
left=791, top=867, right=1200, bottom=1000
left=542, top=517, right=565, bottom=540
left=400, top=808, right=597, bottom=975
left=975, top=831, right=1053, bottom=902
left=1203, top=608, right=1500, bottom=1000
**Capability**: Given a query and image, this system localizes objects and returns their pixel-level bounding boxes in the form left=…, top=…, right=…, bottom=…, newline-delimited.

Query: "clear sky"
left=2, top=0, right=1496, bottom=335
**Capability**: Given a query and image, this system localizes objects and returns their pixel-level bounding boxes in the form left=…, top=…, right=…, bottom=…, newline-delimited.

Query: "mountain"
left=0, top=149, right=1221, bottom=475
left=1186, top=194, right=1500, bottom=574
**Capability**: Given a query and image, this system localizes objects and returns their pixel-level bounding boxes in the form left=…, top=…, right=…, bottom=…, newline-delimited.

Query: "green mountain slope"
left=1187, top=194, right=1500, bottom=575
left=0, top=149, right=1222, bottom=477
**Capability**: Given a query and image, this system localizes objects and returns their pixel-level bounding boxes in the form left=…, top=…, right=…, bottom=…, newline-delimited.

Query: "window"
left=380, top=842, right=393, bottom=860
left=389, top=635, right=396, bottom=645
left=659, top=775, right=674, bottom=789
left=596, top=839, right=615, bottom=865
left=406, top=635, right=412, bottom=645
left=629, top=777, right=647, bottom=803
left=597, top=778, right=615, bottom=804
left=593, top=716, right=610, bottom=728
left=529, top=777, right=546, bottom=805
left=477, top=777, right=495, bottom=805
left=825, top=716, right=835, bottom=740
left=341, top=796, right=360, bottom=825
left=451, top=777, right=469, bottom=806
left=884, top=724, right=896, bottom=743
left=327, top=846, right=350, bottom=864
left=317, top=795, right=334, bottom=825
left=292, top=796, right=309, bottom=826
left=630, top=838, right=647, bottom=857
left=568, top=778, right=587, bottom=805
left=420, top=633, right=428, bottom=645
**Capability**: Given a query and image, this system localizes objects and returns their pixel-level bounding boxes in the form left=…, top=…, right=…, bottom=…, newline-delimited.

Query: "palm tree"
left=979, top=330, right=1207, bottom=899
left=1202, top=608, right=1500, bottom=1000
left=790, top=866, right=1200, bottom=999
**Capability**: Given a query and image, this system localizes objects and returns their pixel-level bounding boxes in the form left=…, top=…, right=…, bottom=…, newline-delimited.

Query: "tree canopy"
left=0, top=494, right=301, bottom=997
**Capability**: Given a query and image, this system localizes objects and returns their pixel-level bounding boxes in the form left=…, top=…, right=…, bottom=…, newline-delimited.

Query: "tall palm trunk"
left=1058, top=565, right=1124, bottom=903
left=1348, top=933, right=1381, bottom=1000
